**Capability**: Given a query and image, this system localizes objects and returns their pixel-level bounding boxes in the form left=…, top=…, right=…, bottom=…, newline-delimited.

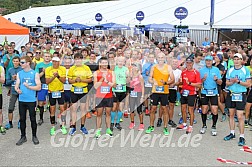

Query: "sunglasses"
left=36, top=52, right=41, bottom=54
left=20, top=61, right=26, bottom=64
left=75, top=57, right=83, bottom=59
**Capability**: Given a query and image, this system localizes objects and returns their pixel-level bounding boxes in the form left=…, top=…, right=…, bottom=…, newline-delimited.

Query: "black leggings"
left=19, top=102, right=37, bottom=137
left=129, top=93, right=143, bottom=115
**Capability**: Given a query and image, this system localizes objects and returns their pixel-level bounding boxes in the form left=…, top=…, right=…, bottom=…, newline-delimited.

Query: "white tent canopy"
left=4, top=0, right=252, bottom=30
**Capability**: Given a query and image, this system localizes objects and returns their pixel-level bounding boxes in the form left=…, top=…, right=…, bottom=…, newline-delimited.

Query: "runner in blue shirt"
left=224, top=53, right=251, bottom=146
left=142, top=54, right=155, bottom=115
left=15, top=56, right=41, bottom=146
left=199, top=55, right=222, bottom=136
left=35, top=52, right=52, bottom=126
left=5, top=56, right=22, bottom=130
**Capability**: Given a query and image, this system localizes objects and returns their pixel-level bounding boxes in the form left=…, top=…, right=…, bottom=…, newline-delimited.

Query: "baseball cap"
left=234, top=53, right=242, bottom=59
left=52, top=56, right=60, bottom=62
left=205, top=55, right=213, bottom=61
left=55, top=46, right=60, bottom=49
left=186, top=57, right=194, bottom=62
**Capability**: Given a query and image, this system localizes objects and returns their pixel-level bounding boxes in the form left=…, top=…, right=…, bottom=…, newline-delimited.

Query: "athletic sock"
left=111, top=111, right=116, bottom=123
left=201, top=113, right=207, bottom=126
left=212, top=114, right=218, bottom=127
left=116, top=111, right=123, bottom=123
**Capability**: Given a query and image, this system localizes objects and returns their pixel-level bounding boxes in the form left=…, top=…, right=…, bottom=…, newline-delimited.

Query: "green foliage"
left=0, top=0, right=111, bottom=15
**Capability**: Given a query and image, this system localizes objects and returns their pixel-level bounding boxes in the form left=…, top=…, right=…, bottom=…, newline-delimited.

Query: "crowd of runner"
left=0, top=33, right=251, bottom=147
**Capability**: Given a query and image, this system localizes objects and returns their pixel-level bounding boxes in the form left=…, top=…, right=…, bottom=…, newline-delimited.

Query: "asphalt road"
left=0, top=87, right=251, bottom=166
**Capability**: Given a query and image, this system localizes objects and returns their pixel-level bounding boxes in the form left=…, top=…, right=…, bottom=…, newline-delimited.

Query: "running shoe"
left=69, top=128, right=76, bottom=136
left=157, top=118, right=162, bottom=127
left=163, top=127, right=170, bottom=136
left=138, top=124, right=144, bottom=131
left=207, top=114, right=212, bottom=120
left=61, top=126, right=67, bottom=135
left=92, top=111, right=97, bottom=116
left=224, top=107, right=229, bottom=115
left=16, top=136, right=27, bottom=146
left=168, top=120, right=177, bottom=128
left=123, top=111, right=128, bottom=118
left=211, top=127, right=217, bottom=136
left=37, top=119, right=44, bottom=126
left=0, top=126, right=6, bottom=135
left=145, top=126, right=154, bottom=134
left=110, top=123, right=114, bottom=132
left=175, top=101, right=181, bottom=106
left=145, top=109, right=150, bottom=116
left=176, top=124, right=187, bottom=130
left=32, top=136, right=39, bottom=145
left=200, top=126, right=207, bottom=134
left=5, top=123, right=13, bottom=130
left=193, top=119, right=197, bottom=124
left=244, top=120, right=249, bottom=128
left=95, top=129, right=101, bottom=139
left=178, top=117, right=183, bottom=124
left=197, top=108, right=202, bottom=114
left=224, top=133, right=235, bottom=141
left=120, top=118, right=123, bottom=122
left=115, top=123, right=122, bottom=131
left=234, top=115, right=238, bottom=122
left=50, top=127, right=56, bottom=136
left=238, top=137, right=245, bottom=146
left=47, top=104, right=50, bottom=111
left=86, top=112, right=91, bottom=119
left=186, top=126, right=193, bottom=134
left=106, top=128, right=113, bottom=137
left=221, top=114, right=226, bottom=122
left=129, top=122, right=135, bottom=129
left=80, top=127, right=88, bottom=135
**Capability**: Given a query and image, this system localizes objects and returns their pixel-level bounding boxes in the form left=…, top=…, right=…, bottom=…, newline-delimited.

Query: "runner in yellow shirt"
left=68, top=53, right=92, bottom=136
left=45, top=56, right=66, bottom=136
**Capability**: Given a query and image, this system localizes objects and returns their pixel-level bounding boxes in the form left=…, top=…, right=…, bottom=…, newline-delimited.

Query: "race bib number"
left=11, top=81, right=16, bottom=87
left=206, top=90, right=215, bottom=96
left=130, top=91, right=137, bottom=97
left=155, top=86, right=164, bottom=93
left=52, top=91, right=61, bottom=98
left=42, top=84, right=48, bottom=90
left=182, top=90, right=189, bottom=97
left=115, top=85, right=123, bottom=91
left=74, top=87, right=83, bottom=94
left=145, top=82, right=152, bottom=88
left=232, top=93, right=243, bottom=102
left=101, top=86, right=110, bottom=94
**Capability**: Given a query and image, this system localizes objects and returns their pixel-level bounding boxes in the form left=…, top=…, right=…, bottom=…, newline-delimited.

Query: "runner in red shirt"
left=176, top=57, right=201, bottom=134
left=93, top=57, right=116, bottom=139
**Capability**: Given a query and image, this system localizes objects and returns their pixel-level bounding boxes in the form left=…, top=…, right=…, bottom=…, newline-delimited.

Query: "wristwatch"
left=189, top=82, right=192, bottom=85
left=238, top=80, right=241, bottom=84
left=214, top=79, right=218, bottom=81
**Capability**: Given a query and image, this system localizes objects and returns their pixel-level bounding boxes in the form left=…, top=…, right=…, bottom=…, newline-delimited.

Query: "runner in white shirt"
left=168, top=59, right=182, bottom=127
